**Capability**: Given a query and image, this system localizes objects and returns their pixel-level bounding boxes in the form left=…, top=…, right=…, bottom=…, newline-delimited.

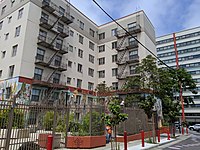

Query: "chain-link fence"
left=0, top=99, right=105, bottom=150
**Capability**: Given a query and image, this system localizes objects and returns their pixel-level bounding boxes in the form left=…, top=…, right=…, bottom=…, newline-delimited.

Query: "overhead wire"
left=92, top=0, right=175, bottom=71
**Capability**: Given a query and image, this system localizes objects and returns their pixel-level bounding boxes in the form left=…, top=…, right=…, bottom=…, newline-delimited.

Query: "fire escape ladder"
left=117, top=36, right=126, bottom=50
left=47, top=69, right=57, bottom=83
left=50, top=33, right=59, bottom=45
left=118, top=48, right=128, bottom=63
left=47, top=51, right=59, bottom=66
left=118, top=63, right=127, bottom=78
left=50, top=17, right=60, bottom=29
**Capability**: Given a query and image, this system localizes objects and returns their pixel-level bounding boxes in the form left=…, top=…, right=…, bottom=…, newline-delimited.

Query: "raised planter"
left=66, top=135, right=106, bottom=149
left=38, top=133, right=61, bottom=148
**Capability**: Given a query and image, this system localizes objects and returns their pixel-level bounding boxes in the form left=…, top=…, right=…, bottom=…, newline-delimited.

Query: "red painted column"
left=182, top=127, right=184, bottom=135
left=141, top=130, right=145, bottom=147
left=186, top=127, right=188, bottom=134
left=124, top=131, right=127, bottom=150
left=47, top=135, right=53, bottom=150
left=157, top=129, right=160, bottom=143
left=167, top=130, right=170, bottom=140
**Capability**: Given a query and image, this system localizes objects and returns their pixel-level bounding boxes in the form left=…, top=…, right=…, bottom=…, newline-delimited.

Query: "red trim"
left=19, top=76, right=33, bottom=84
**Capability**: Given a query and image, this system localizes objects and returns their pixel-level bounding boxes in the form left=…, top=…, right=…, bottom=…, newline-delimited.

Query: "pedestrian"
left=106, top=125, right=112, bottom=143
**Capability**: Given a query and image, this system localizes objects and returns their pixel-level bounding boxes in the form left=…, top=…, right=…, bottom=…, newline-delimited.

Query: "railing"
left=116, top=25, right=141, bottom=37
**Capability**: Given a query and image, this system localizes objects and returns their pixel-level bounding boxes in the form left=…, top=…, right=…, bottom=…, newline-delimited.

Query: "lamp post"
left=120, top=100, right=125, bottom=131
left=152, top=106, right=157, bottom=143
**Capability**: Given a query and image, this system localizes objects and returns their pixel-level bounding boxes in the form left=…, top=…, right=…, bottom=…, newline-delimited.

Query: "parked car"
left=189, top=124, right=200, bottom=131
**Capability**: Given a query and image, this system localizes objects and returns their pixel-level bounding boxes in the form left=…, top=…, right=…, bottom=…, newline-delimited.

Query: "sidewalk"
left=58, top=133, right=185, bottom=150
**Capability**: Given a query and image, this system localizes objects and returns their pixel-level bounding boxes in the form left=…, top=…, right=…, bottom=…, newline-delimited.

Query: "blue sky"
left=70, top=0, right=200, bottom=37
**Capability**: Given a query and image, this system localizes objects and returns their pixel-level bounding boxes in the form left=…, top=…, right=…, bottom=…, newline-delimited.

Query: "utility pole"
left=173, top=33, right=185, bottom=132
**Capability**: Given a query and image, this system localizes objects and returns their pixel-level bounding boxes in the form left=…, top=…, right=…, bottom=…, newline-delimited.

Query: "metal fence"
left=0, top=99, right=105, bottom=150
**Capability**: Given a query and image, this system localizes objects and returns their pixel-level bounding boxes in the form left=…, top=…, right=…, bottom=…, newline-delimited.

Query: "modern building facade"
left=0, top=0, right=156, bottom=106
left=156, top=27, right=200, bottom=123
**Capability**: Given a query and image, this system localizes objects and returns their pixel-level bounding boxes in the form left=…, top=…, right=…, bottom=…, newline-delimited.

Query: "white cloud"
left=70, top=0, right=200, bottom=36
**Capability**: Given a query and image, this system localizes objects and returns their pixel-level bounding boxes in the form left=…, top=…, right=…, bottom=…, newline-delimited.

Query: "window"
left=39, top=29, right=47, bottom=40
left=79, top=35, right=84, bottom=44
left=15, top=25, right=21, bottom=37
left=112, top=68, right=118, bottom=76
left=5, top=33, right=9, bottom=40
left=1, top=51, right=6, bottom=58
left=55, top=38, right=63, bottom=50
left=36, top=48, right=45, bottom=61
left=99, top=45, right=105, bottom=52
left=77, top=63, right=83, bottom=73
left=0, top=21, right=3, bottom=30
left=68, top=61, right=72, bottom=67
left=1, top=5, right=6, bottom=15
left=89, top=41, right=94, bottom=50
left=70, top=30, right=74, bottom=36
left=98, top=70, right=105, bottom=78
left=129, top=37, right=136, bottom=46
left=12, top=45, right=18, bottom=57
left=34, top=67, right=43, bottom=80
left=111, top=28, right=117, bottom=36
left=53, top=73, right=60, bottom=84
left=128, top=22, right=136, bottom=31
left=59, top=6, right=65, bottom=16
left=18, top=8, right=23, bottom=19
left=89, top=28, right=95, bottom=37
left=77, top=79, right=82, bottom=88
left=112, top=54, right=117, bottom=62
left=129, top=50, right=138, bottom=60
left=0, top=70, right=2, bottom=78
left=112, top=82, right=118, bottom=90
left=8, top=65, right=15, bottom=78
left=69, top=45, right=73, bottom=52
left=8, top=16, right=12, bottom=23
left=67, top=77, right=71, bottom=84
left=112, top=41, right=117, bottom=49
left=78, top=49, right=83, bottom=58
left=6, top=87, right=11, bottom=99
left=11, top=0, right=15, bottom=7
left=79, top=21, right=84, bottom=30
left=129, top=65, right=136, bottom=74
left=31, top=89, right=41, bottom=102
left=54, top=55, right=62, bottom=66
left=89, top=54, right=94, bottom=63
left=98, top=32, right=105, bottom=40
left=41, top=12, right=48, bottom=22
left=99, top=57, right=105, bottom=65
left=57, top=22, right=64, bottom=33
left=88, top=82, right=94, bottom=90
left=88, top=68, right=94, bottom=77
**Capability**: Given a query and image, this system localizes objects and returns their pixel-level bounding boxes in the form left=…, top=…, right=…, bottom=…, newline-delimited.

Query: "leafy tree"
left=103, top=99, right=128, bottom=150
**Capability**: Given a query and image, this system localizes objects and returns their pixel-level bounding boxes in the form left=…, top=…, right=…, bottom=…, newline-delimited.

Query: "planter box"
left=38, top=133, right=61, bottom=148
left=0, top=129, right=30, bottom=139
left=66, top=135, right=106, bottom=149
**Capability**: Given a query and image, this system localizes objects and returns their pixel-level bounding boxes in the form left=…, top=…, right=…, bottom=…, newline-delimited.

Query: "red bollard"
left=141, top=130, right=145, bottom=147
left=186, top=127, right=188, bottom=135
left=124, top=131, right=127, bottom=150
left=167, top=130, right=170, bottom=140
left=47, top=135, right=53, bottom=150
left=157, top=129, right=160, bottom=143
left=182, top=127, right=184, bottom=135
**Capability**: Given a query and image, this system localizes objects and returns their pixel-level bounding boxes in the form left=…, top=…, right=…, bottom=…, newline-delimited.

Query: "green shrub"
left=43, top=111, right=54, bottom=131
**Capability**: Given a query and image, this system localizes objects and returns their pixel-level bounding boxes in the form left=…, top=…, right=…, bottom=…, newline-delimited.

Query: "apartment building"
left=156, top=27, right=200, bottom=123
left=0, top=0, right=156, bottom=106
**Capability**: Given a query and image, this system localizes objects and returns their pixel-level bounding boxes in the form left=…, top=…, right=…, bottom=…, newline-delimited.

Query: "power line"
left=92, top=0, right=174, bottom=71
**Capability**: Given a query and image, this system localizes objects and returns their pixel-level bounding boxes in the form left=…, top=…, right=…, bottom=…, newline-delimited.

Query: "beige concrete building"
left=0, top=0, right=156, bottom=105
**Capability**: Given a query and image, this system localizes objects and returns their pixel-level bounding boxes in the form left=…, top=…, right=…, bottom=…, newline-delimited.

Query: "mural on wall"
left=0, top=77, right=31, bottom=104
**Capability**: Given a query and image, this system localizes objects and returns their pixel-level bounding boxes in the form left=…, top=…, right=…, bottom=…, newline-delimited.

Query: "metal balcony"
left=57, top=26, right=69, bottom=38
left=59, top=13, right=73, bottom=25
left=127, top=55, right=139, bottom=63
left=52, top=43, right=68, bottom=54
left=39, top=17, right=53, bottom=30
left=115, top=25, right=141, bottom=38
left=42, top=0, right=57, bottom=13
left=126, top=41, right=138, bottom=49
left=37, top=35, right=54, bottom=48
left=35, top=56, right=67, bottom=71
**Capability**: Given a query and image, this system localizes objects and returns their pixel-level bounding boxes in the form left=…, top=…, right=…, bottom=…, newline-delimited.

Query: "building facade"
left=0, top=0, right=156, bottom=106
left=156, top=27, right=200, bottom=123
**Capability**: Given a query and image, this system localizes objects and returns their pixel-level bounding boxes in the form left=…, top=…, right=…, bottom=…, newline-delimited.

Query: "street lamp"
left=120, top=100, right=125, bottom=131
left=152, top=106, right=157, bottom=143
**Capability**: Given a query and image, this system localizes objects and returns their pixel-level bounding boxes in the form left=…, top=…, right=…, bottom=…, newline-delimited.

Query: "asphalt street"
left=151, top=130, right=200, bottom=150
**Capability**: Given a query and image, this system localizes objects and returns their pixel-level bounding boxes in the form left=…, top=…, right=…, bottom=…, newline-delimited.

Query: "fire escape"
left=115, top=24, right=141, bottom=88
left=32, top=0, right=73, bottom=104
